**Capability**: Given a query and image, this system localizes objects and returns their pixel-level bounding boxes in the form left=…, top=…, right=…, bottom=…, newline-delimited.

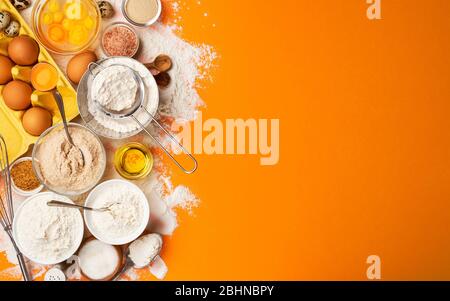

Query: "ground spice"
left=11, top=160, right=40, bottom=191
left=102, top=25, right=139, bottom=57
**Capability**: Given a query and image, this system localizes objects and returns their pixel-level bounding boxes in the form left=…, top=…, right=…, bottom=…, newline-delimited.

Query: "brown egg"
left=8, top=36, right=39, bottom=66
left=67, top=51, right=97, bottom=84
left=2, top=80, right=32, bottom=110
left=22, top=107, right=52, bottom=136
left=0, top=55, right=14, bottom=84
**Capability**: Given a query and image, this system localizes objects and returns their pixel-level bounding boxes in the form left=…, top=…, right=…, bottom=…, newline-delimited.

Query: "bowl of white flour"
left=84, top=179, right=150, bottom=245
left=13, top=193, right=84, bottom=265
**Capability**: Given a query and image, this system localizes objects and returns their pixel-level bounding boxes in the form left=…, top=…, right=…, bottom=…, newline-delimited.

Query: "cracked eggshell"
left=0, top=11, right=11, bottom=31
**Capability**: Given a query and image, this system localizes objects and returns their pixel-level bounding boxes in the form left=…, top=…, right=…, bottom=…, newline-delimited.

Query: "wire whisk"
left=0, top=135, right=31, bottom=281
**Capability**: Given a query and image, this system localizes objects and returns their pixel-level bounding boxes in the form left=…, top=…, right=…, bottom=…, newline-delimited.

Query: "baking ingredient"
left=144, top=54, right=172, bottom=73
left=2, top=80, right=32, bottom=110
left=129, top=234, right=162, bottom=268
left=11, top=65, right=32, bottom=83
left=10, top=0, right=32, bottom=11
left=154, top=72, right=171, bottom=88
left=87, top=57, right=159, bottom=134
left=4, top=20, right=20, bottom=37
left=31, top=63, right=59, bottom=91
left=11, top=159, right=40, bottom=191
left=114, top=143, right=153, bottom=180
left=35, top=125, right=105, bottom=192
left=88, top=181, right=147, bottom=242
left=22, top=107, right=52, bottom=136
left=78, top=239, right=122, bottom=281
left=91, top=65, right=137, bottom=111
left=0, top=55, right=13, bottom=84
left=14, top=194, right=84, bottom=263
left=39, top=0, right=99, bottom=50
left=0, top=11, right=11, bottom=30
left=8, top=35, right=39, bottom=66
left=97, top=1, right=114, bottom=18
left=149, top=255, right=168, bottom=280
left=102, top=23, right=139, bottom=57
left=136, top=24, right=216, bottom=121
left=124, top=0, right=160, bottom=25
left=66, top=51, right=97, bottom=84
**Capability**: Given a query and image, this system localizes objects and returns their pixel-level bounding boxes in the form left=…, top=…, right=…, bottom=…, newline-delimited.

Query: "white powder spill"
left=2, top=0, right=213, bottom=281
left=150, top=255, right=169, bottom=279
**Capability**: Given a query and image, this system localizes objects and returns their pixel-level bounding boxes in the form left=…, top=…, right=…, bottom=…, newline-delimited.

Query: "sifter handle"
left=131, top=113, right=198, bottom=175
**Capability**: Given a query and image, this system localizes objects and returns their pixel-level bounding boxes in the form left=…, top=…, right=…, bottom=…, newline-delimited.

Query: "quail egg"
left=97, top=1, right=114, bottom=18
left=4, top=20, right=20, bottom=37
left=10, top=0, right=32, bottom=11
left=0, top=11, right=11, bottom=31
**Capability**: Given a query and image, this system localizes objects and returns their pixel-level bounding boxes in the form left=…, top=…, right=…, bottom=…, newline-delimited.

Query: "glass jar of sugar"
left=122, top=0, right=162, bottom=27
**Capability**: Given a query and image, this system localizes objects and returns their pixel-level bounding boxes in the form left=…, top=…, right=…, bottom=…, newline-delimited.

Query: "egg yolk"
left=53, top=12, right=65, bottom=23
left=48, top=0, right=60, bottom=13
left=69, top=25, right=88, bottom=45
left=62, top=18, right=74, bottom=30
left=48, top=24, right=65, bottom=42
left=43, top=13, right=53, bottom=25
left=42, top=0, right=97, bottom=48
left=31, top=63, right=59, bottom=92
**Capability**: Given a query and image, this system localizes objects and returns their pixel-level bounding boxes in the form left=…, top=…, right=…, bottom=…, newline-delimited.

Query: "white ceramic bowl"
left=13, top=192, right=84, bottom=265
left=84, top=179, right=150, bottom=246
left=9, top=157, right=44, bottom=197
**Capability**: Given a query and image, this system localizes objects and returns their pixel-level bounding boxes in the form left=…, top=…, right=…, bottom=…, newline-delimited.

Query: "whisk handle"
left=17, top=253, right=31, bottom=281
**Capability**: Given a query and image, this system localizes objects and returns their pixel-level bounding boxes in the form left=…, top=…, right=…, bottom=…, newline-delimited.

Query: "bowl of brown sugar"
left=10, top=157, right=43, bottom=197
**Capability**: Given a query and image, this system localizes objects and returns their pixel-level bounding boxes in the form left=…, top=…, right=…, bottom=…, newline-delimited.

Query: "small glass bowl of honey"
left=114, top=142, right=153, bottom=180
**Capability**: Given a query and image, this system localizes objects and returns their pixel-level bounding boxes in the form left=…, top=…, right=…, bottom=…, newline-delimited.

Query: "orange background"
left=3, top=0, right=450, bottom=280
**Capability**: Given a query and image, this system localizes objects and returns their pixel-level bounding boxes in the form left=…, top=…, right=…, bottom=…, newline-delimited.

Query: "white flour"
left=87, top=57, right=159, bottom=133
left=129, top=234, right=162, bottom=268
left=90, top=185, right=145, bottom=240
left=135, top=23, right=217, bottom=121
left=91, top=65, right=138, bottom=112
left=14, top=195, right=83, bottom=264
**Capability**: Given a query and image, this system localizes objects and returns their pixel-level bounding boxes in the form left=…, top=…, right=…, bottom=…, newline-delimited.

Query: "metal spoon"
left=47, top=200, right=118, bottom=213
left=52, top=89, right=85, bottom=166
left=113, top=234, right=163, bottom=281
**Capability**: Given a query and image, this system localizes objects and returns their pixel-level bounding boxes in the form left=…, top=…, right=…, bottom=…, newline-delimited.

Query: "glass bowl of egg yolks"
left=32, top=0, right=101, bottom=55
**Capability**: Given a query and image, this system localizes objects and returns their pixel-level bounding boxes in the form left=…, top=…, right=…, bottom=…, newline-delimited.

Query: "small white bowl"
left=84, top=179, right=150, bottom=246
left=9, top=157, right=44, bottom=197
left=13, top=192, right=84, bottom=265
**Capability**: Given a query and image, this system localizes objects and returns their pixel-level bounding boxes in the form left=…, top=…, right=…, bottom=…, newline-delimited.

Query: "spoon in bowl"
left=52, top=89, right=85, bottom=167
left=47, top=200, right=119, bottom=213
